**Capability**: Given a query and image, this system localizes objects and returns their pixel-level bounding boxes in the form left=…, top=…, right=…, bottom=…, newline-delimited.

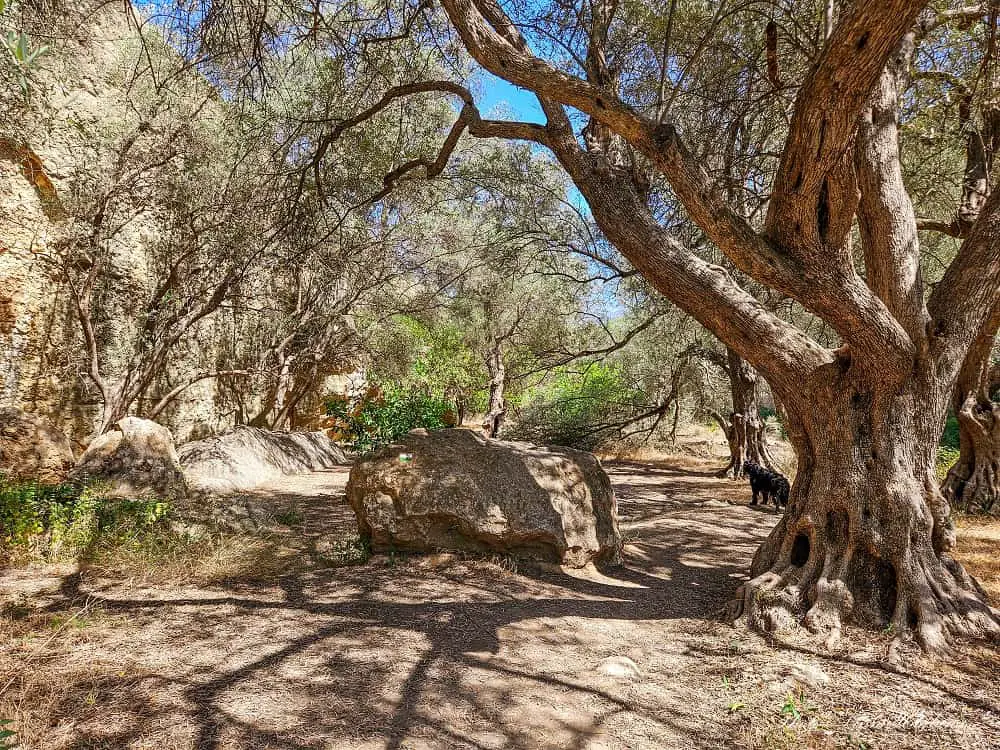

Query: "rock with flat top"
left=347, top=429, right=621, bottom=567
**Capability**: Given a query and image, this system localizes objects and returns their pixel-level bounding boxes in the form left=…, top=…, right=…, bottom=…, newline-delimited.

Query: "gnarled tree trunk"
left=944, top=391, right=1000, bottom=514
left=715, top=348, right=775, bottom=478
left=732, top=361, right=997, bottom=654
left=942, top=317, right=1000, bottom=513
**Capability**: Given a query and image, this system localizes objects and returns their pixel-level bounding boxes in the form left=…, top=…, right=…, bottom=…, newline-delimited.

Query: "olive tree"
left=168, top=0, right=1000, bottom=651
left=336, top=0, right=1000, bottom=651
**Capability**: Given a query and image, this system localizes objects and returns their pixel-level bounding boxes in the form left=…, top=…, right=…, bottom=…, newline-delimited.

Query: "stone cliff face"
left=0, top=124, right=84, bottom=441
left=0, top=7, right=241, bottom=444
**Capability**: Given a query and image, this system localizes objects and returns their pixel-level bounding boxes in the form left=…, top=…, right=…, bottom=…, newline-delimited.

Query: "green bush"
left=0, top=476, right=169, bottom=559
left=326, top=387, right=453, bottom=453
left=508, top=364, right=645, bottom=450
left=936, top=446, right=961, bottom=482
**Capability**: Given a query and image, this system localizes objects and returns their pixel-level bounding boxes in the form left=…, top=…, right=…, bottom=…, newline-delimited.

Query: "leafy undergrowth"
left=0, top=476, right=312, bottom=587
left=0, top=477, right=168, bottom=563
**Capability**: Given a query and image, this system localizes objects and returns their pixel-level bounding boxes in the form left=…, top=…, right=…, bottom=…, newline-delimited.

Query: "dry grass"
left=81, top=533, right=305, bottom=587
left=0, top=602, right=133, bottom=746
left=953, top=515, right=1000, bottom=602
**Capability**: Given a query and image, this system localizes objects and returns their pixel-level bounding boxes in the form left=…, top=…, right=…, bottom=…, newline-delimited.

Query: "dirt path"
left=2, top=458, right=998, bottom=749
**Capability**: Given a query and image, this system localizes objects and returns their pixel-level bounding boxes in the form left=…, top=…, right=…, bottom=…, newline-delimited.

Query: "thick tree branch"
left=917, top=218, right=968, bottom=238
left=440, top=0, right=916, bottom=368
left=542, top=125, right=832, bottom=400
left=438, top=0, right=800, bottom=291
left=765, top=0, right=928, bottom=253
left=855, top=33, right=928, bottom=345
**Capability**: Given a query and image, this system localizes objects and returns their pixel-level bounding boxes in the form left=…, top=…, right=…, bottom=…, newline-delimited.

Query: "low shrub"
left=508, top=364, right=646, bottom=450
left=0, top=476, right=169, bottom=561
left=326, top=386, right=453, bottom=453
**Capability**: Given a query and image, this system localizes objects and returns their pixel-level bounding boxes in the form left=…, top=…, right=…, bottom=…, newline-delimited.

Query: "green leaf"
left=16, top=32, right=29, bottom=62
left=0, top=718, right=16, bottom=749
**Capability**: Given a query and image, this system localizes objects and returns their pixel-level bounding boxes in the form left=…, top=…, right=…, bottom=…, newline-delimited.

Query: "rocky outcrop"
left=347, top=429, right=621, bottom=567
left=0, top=407, right=76, bottom=482
left=179, top=426, right=349, bottom=493
left=0, top=6, right=251, bottom=444
left=71, top=417, right=186, bottom=499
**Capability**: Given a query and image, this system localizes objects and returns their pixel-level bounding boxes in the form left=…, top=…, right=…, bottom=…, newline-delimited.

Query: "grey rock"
left=348, top=429, right=621, bottom=567
left=179, top=426, right=349, bottom=493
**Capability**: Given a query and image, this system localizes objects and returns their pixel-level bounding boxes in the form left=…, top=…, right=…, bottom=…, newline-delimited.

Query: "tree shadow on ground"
left=43, top=465, right=768, bottom=749
left=21, top=458, right=998, bottom=750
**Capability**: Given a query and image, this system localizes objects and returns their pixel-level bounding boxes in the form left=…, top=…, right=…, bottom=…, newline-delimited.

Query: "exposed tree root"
left=728, top=500, right=1000, bottom=656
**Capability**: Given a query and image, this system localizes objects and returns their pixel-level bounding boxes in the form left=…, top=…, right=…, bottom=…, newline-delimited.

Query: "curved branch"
left=440, top=0, right=915, bottom=368
left=439, top=0, right=800, bottom=292
left=301, top=81, right=549, bottom=208
left=765, top=0, right=928, bottom=251
left=544, top=129, right=833, bottom=399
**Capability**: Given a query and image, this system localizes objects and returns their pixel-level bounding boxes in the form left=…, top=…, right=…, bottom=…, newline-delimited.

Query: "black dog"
left=769, top=472, right=790, bottom=508
left=743, top=461, right=789, bottom=509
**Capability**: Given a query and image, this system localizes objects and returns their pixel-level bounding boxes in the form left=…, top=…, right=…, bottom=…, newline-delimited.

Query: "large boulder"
left=347, top=429, right=621, bottom=567
left=179, top=426, right=349, bottom=493
left=0, top=407, right=76, bottom=482
left=71, top=417, right=186, bottom=499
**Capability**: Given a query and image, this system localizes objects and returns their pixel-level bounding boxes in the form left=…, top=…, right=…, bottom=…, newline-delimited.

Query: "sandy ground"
left=1, top=457, right=998, bottom=750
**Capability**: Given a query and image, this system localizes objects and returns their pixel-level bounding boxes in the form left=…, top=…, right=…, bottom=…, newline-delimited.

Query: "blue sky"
left=472, top=72, right=593, bottom=217
left=475, top=72, right=545, bottom=124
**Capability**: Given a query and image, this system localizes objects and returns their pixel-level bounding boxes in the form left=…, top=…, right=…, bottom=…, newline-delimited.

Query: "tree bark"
left=717, top=349, right=775, bottom=478
left=730, top=364, right=998, bottom=654
left=727, top=30, right=995, bottom=651
left=942, top=314, right=1000, bottom=513
left=482, top=343, right=506, bottom=438
left=957, top=100, right=1000, bottom=233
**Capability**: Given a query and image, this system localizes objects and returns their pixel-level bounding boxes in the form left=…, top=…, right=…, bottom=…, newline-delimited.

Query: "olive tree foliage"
left=2, top=2, right=285, bottom=435
left=2, top=0, right=492, bottom=437
left=161, top=0, right=1000, bottom=652
left=359, top=142, right=632, bottom=437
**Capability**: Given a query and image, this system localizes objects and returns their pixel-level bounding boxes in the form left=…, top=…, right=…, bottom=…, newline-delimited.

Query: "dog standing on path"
left=743, top=460, right=789, bottom=509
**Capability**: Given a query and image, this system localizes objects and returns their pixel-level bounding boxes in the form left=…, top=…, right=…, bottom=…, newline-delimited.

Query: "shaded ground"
left=1, top=456, right=998, bottom=749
